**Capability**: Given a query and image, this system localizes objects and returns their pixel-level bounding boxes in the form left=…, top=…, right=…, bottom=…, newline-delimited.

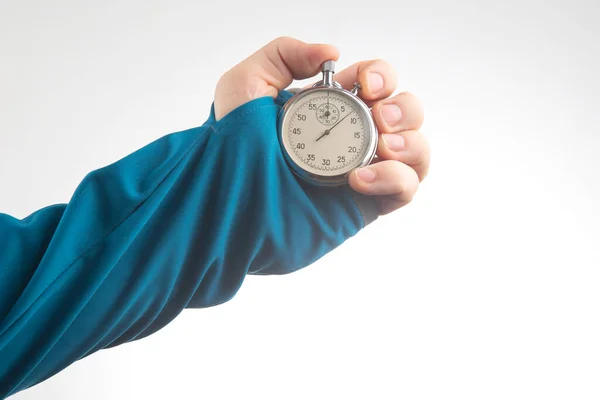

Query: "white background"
left=1, top=0, right=599, bottom=399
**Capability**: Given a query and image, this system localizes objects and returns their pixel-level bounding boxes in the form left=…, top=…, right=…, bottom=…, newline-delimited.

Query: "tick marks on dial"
left=287, top=93, right=366, bottom=172
left=316, top=103, right=339, bottom=125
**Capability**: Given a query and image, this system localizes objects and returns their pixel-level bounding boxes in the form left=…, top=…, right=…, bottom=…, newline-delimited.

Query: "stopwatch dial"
left=286, top=90, right=370, bottom=177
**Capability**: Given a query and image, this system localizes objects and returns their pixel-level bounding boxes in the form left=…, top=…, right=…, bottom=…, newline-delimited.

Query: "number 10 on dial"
left=278, top=60, right=378, bottom=186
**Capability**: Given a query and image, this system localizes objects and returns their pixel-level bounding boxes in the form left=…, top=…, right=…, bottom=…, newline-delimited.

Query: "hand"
left=214, top=36, right=430, bottom=215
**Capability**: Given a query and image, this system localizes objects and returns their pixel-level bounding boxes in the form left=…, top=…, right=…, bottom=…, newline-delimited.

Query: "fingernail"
left=380, top=104, right=402, bottom=126
left=367, top=72, right=384, bottom=94
left=356, top=167, right=377, bottom=183
left=382, top=134, right=405, bottom=152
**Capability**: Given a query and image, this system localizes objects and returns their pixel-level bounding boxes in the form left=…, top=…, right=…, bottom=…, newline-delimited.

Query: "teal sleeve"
left=0, top=91, right=377, bottom=398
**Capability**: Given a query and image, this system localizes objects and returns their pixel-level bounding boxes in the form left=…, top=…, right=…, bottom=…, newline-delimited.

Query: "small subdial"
left=316, top=103, right=340, bottom=125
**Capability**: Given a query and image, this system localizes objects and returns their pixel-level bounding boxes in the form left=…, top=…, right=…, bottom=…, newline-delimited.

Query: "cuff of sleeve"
left=349, top=191, right=379, bottom=227
left=207, top=90, right=295, bottom=133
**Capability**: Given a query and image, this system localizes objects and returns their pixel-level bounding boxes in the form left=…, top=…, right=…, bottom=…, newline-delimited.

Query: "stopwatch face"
left=279, top=87, right=377, bottom=185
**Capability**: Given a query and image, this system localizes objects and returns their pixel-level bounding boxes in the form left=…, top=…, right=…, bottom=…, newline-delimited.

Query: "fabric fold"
left=0, top=92, right=371, bottom=398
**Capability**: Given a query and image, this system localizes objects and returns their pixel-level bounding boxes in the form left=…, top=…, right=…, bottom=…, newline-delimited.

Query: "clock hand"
left=315, top=110, right=355, bottom=142
left=315, top=129, right=330, bottom=142
left=328, top=110, right=355, bottom=132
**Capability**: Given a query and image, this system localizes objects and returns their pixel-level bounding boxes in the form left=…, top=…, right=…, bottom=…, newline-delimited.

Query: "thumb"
left=214, top=36, right=339, bottom=120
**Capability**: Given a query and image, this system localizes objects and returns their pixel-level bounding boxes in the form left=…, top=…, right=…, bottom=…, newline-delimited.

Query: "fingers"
left=335, top=59, right=397, bottom=103
left=377, top=130, right=430, bottom=181
left=247, top=37, right=339, bottom=93
left=348, top=160, right=420, bottom=215
left=303, top=59, right=397, bottom=105
left=372, top=92, right=429, bottom=181
left=215, top=37, right=339, bottom=120
left=372, top=92, right=424, bottom=133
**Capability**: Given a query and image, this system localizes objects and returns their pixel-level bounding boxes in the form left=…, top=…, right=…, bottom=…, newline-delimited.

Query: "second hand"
left=328, top=110, right=355, bottom=132
left=315, top=110, right=355, bottom=142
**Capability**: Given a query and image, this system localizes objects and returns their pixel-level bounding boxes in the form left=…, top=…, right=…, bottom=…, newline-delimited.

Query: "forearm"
left=0, top=93, right=370, bottom=398
left=0, top=116, right=215, bottom=396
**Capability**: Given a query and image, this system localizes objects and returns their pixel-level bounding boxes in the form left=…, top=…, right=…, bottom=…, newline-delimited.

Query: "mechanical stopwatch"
left=278, top=60, right=378, bottom=186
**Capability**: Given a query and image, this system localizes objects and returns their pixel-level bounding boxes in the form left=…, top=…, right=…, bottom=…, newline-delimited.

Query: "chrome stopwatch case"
left=278, top=60, right=378, bottom=186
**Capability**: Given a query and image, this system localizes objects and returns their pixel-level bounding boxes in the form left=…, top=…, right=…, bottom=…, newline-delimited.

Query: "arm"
left=1, top=37, right=429, bottom=399
left=0, top=94, right=371, bottom=398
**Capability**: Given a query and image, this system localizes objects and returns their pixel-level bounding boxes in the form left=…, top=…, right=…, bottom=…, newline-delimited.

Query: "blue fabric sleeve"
left=0, top=91, right=376, bottom=398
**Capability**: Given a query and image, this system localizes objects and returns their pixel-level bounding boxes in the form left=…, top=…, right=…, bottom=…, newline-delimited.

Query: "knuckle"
left=397, top=92, right=425, bottom=125
left=421, top=138, right=432, bottom=164
left=272, top=36, right=296, bottom=48
left=362, top=59, right=396, bottom=80
left=392, top=165, right=419, bottom=198
left=412, top=135, right=431, bottom=180
left=215, top=71, right=231, bottom=91
left=413, top=132, right=431, bottom=162
left=398, top=91, right=417, bottom=100
left=369, top=58, right=390, bottom=69
left=272, top=36, right=288, bottom=43
left=399, top=91, right=424, bottom=110
left=360, top=59, right=383, bottom=75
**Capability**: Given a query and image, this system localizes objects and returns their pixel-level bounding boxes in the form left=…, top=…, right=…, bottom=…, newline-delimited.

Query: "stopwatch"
left=278, top=60, right=378, bottom=186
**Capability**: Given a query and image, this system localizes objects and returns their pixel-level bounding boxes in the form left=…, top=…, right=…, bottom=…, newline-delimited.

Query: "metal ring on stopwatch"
left=278, top=61, right=378, bottom=187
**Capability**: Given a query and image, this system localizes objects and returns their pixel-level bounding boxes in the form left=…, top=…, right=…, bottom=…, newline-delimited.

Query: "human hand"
left=214, top=36, right=430, bottom=215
